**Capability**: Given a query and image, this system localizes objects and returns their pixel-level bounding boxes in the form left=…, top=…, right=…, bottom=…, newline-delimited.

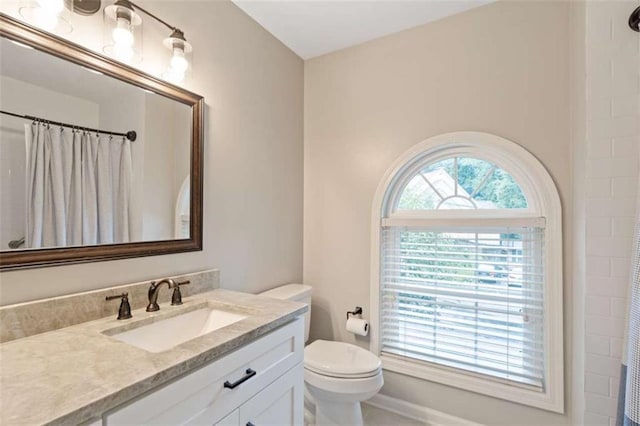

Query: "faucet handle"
left=106, top=292, right=132, bottom=320
left=171, top=280, right=190, bottom=306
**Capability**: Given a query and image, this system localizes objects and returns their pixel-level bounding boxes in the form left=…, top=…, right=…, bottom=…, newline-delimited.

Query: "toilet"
left=260, top=284, right=383, bottom=426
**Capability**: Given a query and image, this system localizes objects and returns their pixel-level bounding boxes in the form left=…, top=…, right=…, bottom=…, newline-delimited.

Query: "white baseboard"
left=364, top=393, right=485, bottom=426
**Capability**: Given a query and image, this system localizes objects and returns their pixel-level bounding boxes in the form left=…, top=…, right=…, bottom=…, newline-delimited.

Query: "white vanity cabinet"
left=215, top=367, right=303, bottom=426
left=103, top=318, right=304, bottom=426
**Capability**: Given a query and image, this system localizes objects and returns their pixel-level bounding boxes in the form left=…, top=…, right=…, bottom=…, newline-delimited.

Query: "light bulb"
left=112, top=16, right=134, bottom=47
left=170, top=47, right=189, bottom=73
left=30, top=0, right=63, bottom=31
left=36, top=0, right=64, bottom=14
left=113, top=43, right=134, bottom=61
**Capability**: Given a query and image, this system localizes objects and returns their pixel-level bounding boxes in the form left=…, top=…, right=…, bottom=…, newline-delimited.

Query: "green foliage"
left=397, top=231, right=476, bottom=310
left=397, top=178, right=439, bottom=210
left=400, top=231, right=475, bottom=283
left=398, top=157, right=527, bottom=210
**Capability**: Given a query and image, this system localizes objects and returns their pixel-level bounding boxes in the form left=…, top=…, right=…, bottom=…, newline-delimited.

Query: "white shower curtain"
left=25, top=123, right=132, bottom=248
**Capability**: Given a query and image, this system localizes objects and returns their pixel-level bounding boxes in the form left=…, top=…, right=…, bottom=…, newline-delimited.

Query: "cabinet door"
left=214, top=409, right=239, bottom=426
left=239, top=364, right=303, bottom=426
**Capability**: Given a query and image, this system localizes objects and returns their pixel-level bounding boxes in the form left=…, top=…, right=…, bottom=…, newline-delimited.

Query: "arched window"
left=371, top=132, right=563, bottom=412
left=174, top=176, right=190, bottom=239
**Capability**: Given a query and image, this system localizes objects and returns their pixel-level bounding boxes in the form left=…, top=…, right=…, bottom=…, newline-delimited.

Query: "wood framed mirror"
left=0, top=14, right=204, bottom=270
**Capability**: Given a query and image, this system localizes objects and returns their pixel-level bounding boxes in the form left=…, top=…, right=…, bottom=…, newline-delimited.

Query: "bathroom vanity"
left=102, top=318, right=304, bottom=426
left=0, top=287, right=307, bottom=425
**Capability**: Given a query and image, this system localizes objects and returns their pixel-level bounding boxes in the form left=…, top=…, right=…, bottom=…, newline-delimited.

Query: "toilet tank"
left=260, top=284, right=312, bottom=342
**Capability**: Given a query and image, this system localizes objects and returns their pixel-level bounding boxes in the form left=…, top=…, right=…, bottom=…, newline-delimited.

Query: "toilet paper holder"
left=346, top=306, right=363, bottom=319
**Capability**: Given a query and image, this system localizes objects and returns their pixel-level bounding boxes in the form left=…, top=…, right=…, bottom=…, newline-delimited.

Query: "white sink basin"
left=108, top=308, right=247, bottom=353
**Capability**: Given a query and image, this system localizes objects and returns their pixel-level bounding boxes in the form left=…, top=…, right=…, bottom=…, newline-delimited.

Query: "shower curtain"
left=617, top=175, right=640, bottom=426
left=25, top=123, right=132, bottom=248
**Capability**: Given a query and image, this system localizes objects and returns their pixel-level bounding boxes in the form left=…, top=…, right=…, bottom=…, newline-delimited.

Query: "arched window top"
left=380, top=132, right=559, bottom=219
left=396, top=156, right=528, bottom=211
left=174, top=175, right=190, bottom=239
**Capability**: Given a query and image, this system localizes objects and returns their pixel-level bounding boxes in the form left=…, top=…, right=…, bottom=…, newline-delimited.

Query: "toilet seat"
left=304, top=340, right=382, bottom=379
left=304, top=366, right=381, bottom=379
left=304, top=367, right=384, bottom=397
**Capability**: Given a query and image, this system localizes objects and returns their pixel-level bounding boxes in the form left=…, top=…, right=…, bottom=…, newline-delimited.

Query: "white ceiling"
left=231, top=0, right=493, bottom=59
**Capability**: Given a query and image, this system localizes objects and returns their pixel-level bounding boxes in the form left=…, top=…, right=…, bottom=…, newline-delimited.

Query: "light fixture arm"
left=126, top=0, right=180, bottom=33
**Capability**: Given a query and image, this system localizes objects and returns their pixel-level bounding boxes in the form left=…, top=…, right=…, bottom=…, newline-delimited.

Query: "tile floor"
left=361, top=403, right=426, bottom=425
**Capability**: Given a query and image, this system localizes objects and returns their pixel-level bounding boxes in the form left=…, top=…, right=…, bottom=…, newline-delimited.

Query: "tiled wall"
left=584, top=1, right=640, bottom=424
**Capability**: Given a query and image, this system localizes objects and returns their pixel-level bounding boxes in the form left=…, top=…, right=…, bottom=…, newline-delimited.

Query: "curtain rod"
left=0, top=110, right=137, bottom=141
left=8, top=237, right=25, bottom=249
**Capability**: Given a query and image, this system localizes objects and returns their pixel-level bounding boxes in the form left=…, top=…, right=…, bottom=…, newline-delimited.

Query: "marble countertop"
left=0, top=289, right=307, bottom=425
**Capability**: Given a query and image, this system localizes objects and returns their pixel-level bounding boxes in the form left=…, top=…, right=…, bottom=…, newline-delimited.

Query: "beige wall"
left=304, top=1, right=574, bottom=424
left=0, top=0, right=304, bottom=305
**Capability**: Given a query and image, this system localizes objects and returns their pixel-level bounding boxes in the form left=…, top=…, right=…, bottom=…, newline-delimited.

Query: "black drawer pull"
left=224, top=368, right=257, bottom=389
left=247, top=423, right=255, bottom=426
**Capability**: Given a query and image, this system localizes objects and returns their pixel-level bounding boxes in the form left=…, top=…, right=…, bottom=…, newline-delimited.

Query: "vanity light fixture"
left=37, top=0, right=64, bottom=20
left=103, top=0, right=142, bottom=63
left=103, top=0, right=193, bottom=83
left=19, top=0, right=72, bottom=33
left=162, top=29, right=192, bottom=83
left=20, top=0, right=194, bottom=82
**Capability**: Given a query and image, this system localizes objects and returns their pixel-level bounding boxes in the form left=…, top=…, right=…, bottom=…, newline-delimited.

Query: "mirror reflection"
left=0, top=37, right=192, bottom=251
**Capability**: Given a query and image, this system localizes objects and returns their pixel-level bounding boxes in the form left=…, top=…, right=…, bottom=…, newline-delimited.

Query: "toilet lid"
left=304, top=340, right=381, bottom=378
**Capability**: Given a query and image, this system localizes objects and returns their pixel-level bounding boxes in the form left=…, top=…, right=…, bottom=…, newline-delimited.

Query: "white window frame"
left=370, top=132, right=564, bottom=413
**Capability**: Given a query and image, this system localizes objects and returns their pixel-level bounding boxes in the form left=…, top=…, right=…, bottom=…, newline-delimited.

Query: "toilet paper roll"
left=346, top=317, right=369, bottom=336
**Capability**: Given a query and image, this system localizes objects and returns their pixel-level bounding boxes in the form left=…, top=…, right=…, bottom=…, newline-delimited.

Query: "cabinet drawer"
left=104, top=318, right=304, bottom=425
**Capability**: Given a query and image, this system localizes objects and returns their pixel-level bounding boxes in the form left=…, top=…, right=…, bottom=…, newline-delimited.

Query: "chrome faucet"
left=146, top=278, right=190, bottom=312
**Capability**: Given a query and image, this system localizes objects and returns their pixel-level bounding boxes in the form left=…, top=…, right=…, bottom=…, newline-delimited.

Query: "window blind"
left=381, top=226, right=545, bottom=390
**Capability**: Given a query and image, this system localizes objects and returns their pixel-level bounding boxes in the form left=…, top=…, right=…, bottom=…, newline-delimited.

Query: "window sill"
left=380, top=354, right=564, bottom=413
